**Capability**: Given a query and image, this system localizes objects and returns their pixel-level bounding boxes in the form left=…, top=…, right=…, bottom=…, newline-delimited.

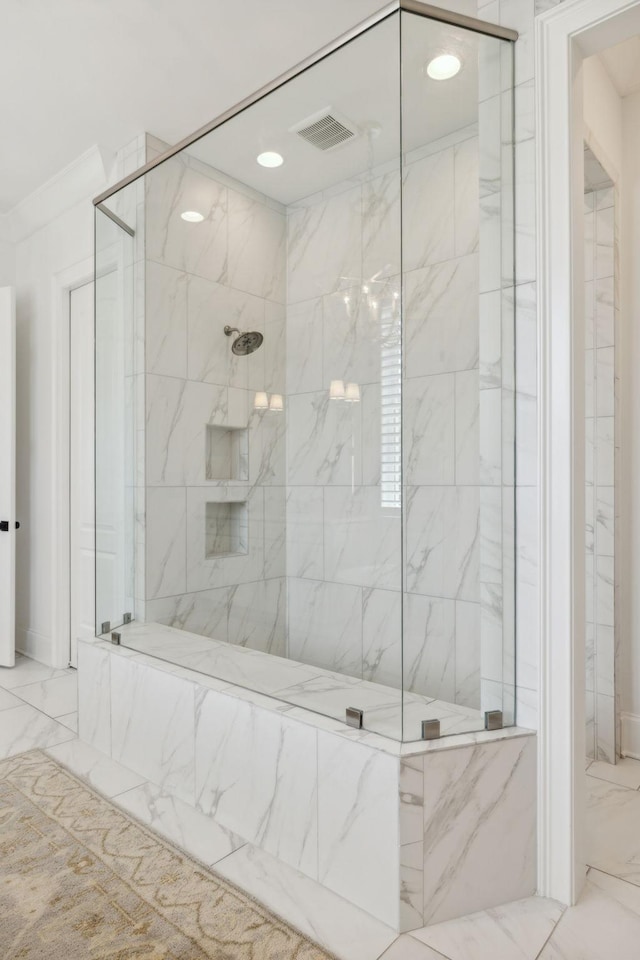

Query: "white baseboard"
left=620, top=713, right=640, bottom=760
left=16, top=627, right=55, bottom=667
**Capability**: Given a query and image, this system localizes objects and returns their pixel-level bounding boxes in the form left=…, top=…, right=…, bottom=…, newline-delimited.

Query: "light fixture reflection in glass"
left=181, top=210, right=204, bottom=222
left=257, top=151, right=284, bottom=168
left=254, top=391, right=269, bottom=410
left=269, top=394, right=283, bottom=412
left=426, top=54, right=461, bottom=81
left=345, top=382, right=361, bottom=403
left=330, top=380, right=346, bottom=400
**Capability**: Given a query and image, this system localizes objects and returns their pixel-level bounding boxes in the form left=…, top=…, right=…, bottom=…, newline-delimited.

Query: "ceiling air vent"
left=290, top=108, right=358, bottom=152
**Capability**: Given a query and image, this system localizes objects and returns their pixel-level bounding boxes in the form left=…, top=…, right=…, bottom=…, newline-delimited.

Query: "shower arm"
left=224, top=326, right=241, bottom=337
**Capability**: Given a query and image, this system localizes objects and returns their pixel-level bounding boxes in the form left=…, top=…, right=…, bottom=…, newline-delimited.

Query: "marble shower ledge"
left=96, top=621, right=533, bottom=756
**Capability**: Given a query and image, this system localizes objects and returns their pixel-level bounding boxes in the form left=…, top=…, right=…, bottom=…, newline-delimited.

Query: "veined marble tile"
left=403, top=149, right=455, bottom=271
left=404, top=256, right=479, bottom=379
left=77, top=641, right=111, bottom=755
left=480, top=387, right=502, bottom=485
left=514, top=138, right=536, bottom=285
left=323, top=486, right=401, bottom=590
left=57, top=711, right=78, bottom=732
left=595, top=556, right=614, bottom=628
left=287, top=390, right=362, bottom=487
left=539, top=868, right=640, bottom=960
left=194, top=688, right=318, bottom=876
left=287, top=186, right=361, bottom=304
left=0, top=704, right=76, bottom=759
left=146, top=159, right=227, bottom=282
left=455, top=600, right=481, bottom=710
left=595, top=693, right=616, bottom=763
left=595, top=276, right=614, bottom=348
left=215, top=842, right=397, bottom=960
left=421, top=735, right=537, bottom=924
left=228, top=188, right=286, bottom=303
left=362, top=588, right=402, bottom=689
left=187, top=275, right=262, bottom=390
left=317, top=731, right=400, bottom=928
left=46, top=739, right=147, bottom=798
left=286, top=486, right=324, bottom=580
left=110, top=654, right=196, bottom=804
left=145, top=260, right=187, bottom=378
left=178, top=640, right=318, bottom=696
left=595, top=205, right=614, bottom=280
left=404, top=374, right=455, bottom=485
left=146, top=487, right=187, bottom=599
left=454, top=137, right=479, bottom=257
left=595, top=347, right=615, bottom=418
left=455, top=370, right=480, bottom=485
left=595, top=416, right=614, bottom=486
left=287, top=578, right=362, bottom=677
left=480, top=486, right=502, bottom=585
left=286, top=298, right=323, bottom=395
left=406, top=486, right=480, bottom=601
left=380, top=937, right=443, bottom=960
left=363, top=170, right=401, bottom=281
left=145, top=588, right=230, bottom=642
left=323, top=288, right=383, bottom=388
left=403, top=593, right=456, bottom=702
left=0, top=687, right=24, bottom=711
left=263, top=486, right=286, bottom=578
left=227, top=578, right=286, bottom=655
left=0, top=656, right=71, bottom=690
left=479, top=291, right=501, bottom=389
left=401, top=840, right=425, bottom=932
left=413, top=895, right=564, bottom=960
left=114, top=779, right=246, bottom=867
left=145, top=375, right=228, bottom=485
left=588, top=758, right=640, bottom=790
left=16, top=673, right=77, bottom=718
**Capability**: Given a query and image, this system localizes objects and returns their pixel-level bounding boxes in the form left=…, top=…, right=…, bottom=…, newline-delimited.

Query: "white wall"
left=8, top=144, right=134, bottom=667
left=621, top=90, right=640, bottom=729
left=583, top=56, right=623, bottom=181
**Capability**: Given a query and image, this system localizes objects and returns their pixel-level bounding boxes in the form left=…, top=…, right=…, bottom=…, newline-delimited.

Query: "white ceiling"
left=599, top=35, right=640, bottom=98
left=187, top=13, right=484, bottom=205
left=0, top=0, right=393, bottom=213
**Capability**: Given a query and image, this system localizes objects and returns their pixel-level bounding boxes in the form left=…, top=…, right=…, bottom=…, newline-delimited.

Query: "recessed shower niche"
left=205, top=424, right=249, bottom=482
left=205, top=499, right=248, bottom=558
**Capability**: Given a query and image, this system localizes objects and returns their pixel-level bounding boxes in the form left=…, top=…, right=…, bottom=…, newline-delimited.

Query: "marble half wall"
left=78, top=636, right=536, bottom=933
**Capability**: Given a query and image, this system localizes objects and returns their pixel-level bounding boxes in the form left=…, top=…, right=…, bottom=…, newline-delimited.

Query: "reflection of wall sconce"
left=345, top=382, right=361, bottom=403
left=254, top=391, right=283, bottom=412
left=330, top=379, right=345, bottom=400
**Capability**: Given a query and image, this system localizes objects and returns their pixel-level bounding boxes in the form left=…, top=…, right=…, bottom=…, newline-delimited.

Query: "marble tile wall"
left=584, top=176, right=616, bottom=763
left=142, top=146, right=287, bottom=653
left=285, top=132, right=493, bottom=717
left=475, top=0, right=545, bottom=731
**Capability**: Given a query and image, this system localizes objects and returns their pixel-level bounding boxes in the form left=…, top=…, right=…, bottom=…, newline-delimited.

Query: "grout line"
left=531, top=903, right=568, bottom=960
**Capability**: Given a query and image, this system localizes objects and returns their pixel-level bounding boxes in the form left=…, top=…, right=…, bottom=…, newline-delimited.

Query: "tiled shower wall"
left=284, top=129, right=484, bottom=709
left=143, top=145, right=289, bottom=654
left=584, top=159, right=617, bottom=762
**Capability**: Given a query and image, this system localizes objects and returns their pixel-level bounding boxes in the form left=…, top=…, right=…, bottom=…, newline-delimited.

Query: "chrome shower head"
left=224, top=325, right=264, bottom=356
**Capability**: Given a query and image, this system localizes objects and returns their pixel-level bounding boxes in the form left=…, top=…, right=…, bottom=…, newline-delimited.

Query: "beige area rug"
left=0, top=750, right=334, bottom=960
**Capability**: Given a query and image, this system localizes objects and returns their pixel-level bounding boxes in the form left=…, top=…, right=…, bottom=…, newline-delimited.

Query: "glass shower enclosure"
left=94, top=1, right=516, bottom=742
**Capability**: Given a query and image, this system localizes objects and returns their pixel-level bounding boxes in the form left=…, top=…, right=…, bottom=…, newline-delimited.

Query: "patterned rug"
left=0, top=750, right=334, bottom=959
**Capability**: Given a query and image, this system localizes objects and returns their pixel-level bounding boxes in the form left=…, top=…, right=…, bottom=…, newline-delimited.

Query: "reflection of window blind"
left=380, top=301, right=401, bottom=509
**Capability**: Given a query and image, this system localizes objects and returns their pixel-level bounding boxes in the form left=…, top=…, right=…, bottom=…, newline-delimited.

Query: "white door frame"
left=51, top=257, right=94, bottom=669
left=536, top=0, right=640, bottom=906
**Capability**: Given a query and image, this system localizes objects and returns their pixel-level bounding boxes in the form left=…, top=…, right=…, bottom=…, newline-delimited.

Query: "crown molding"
left=7, top=144, right=114, bottom=244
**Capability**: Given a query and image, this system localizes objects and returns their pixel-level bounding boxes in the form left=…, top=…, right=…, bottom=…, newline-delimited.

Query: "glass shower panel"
left=135, top=13, right=404, bottom=739
left=94, top=195, right=137, bottom=634
left=401, top=12, right=515, bottom=739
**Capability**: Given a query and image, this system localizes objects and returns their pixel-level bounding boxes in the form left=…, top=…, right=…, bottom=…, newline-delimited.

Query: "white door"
left=69, top=282, right=95, bottom=666
left=0, top=288, right=16, bottom=667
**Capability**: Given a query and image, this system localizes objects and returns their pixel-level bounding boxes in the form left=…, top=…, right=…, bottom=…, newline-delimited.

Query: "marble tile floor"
left=111, top=622, right=487, bottom=742
left=5, top=653, right=640, bottom=958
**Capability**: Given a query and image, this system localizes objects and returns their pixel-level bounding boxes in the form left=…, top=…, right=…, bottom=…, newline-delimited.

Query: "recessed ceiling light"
left=257, top=151, right=284, bottom=168
left=181, top=210, right=204, bottom=222
left=426, top=54, right=461, bottom=81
